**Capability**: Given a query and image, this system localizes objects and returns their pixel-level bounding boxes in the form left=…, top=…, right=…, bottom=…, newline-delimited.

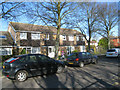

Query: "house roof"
left=10, top=22, right=82, bottom=35
left=0, top=31, right=14, bottom=46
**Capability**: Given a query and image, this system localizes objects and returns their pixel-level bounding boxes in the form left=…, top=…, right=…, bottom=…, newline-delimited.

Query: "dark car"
left=2, top=54, right=65, bottom=82
left=66, top=52, right=98, bottom=67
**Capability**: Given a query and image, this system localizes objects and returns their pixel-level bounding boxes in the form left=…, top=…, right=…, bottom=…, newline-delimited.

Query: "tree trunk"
left=54, top=2, right=61, bottom=60
left=88, top=40, right=90, bottom=52
left=107, top=31, right=110, bottom=49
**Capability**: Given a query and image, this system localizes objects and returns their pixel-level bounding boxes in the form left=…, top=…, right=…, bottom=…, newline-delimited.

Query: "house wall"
left=111, top=38, right=120, bottom=47
left=8, top=25, right=16, bottom=40
left=16, top=32, right=20, bottom=46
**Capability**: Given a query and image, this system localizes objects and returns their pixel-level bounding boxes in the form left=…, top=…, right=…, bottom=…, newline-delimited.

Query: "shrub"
left=72, top=50, right=78, bottom=53
left=20, top=48, right=26, bottom=54
left=0, top=55, right=13, bottom=63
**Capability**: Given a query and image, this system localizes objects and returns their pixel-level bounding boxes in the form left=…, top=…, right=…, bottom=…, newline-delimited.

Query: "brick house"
left=110, top=36, right=120, bottom=48
left=7, top=22, right=86, bottom=58
left=0, top=31, right=14, bottom=55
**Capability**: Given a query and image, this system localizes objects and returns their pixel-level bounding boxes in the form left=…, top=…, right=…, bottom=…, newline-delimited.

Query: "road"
left=1, top=57, right=120, bottom=89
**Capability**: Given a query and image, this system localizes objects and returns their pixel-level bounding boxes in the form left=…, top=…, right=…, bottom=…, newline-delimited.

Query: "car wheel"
left=15, top=70, right=28, bottom=82
left=57, top=65, right=64, bottom=73
left=92, top=58, right=98, bottom=64
left=79, top=62, right=84, bottom=68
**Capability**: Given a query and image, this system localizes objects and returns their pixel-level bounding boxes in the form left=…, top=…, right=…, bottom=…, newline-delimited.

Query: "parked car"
left=66, top=52, right=98, bottom=67
left=2, top=54, right=65, bottom=82
left=106, top=48, right=120, bottom=57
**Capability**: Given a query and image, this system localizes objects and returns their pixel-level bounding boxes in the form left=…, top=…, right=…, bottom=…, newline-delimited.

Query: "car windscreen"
left=107, top=49, right=116, bottom=52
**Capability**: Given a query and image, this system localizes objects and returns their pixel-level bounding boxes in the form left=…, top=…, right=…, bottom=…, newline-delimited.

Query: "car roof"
left=14, top=54, right=43, bottom=57
left=72, top=52, right=88, bottom=54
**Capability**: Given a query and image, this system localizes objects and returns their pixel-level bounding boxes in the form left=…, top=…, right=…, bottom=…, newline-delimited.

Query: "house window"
left=0, top=48, right=12, bottom=55
left=31, top=33, right=40, bottom=40
left=80, top=36, right=85, bottom=41
left=62, top=35, right=66, bottom=41
left=45, top=34, right=49, bottom=40
left=20, top=33, right=27, bottom=39
left=76, top=36, right=79, bottom=41
left=49, top=48, right=52, bottom=53
left=69, top=35, right=74, bottom=41
left=53, top=35, right=56, bottom=40
left=26, top=48, right=31, bottom=54
left=82, top=37, right=85, bottom=41
left=32, top=47, right=40, bottom=54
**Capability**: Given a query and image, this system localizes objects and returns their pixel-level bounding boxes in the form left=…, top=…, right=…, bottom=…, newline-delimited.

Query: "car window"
left=28, top=55, right=38, bottom=62
left=18, top=56, right=26, bottom=63
left=107, top=49, right=116, bottom=52
left=82, top=52, right=87, bottom=58
left=37, top=55, right=50, bottom=62
left=68, top=53, right=77, bottom=58
left=86, top=52, right=92, bottom=57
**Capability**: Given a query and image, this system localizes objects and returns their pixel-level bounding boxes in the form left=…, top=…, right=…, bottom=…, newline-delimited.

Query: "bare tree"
left=0, top=2, right=26, bottom=20
left=26, top=2, right=78, bottom=59
left=97, top=2, right=118, bottom=49
left=66, top=2, right=100, bottom=52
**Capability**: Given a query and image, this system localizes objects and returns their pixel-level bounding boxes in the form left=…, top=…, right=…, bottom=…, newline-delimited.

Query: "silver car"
left=106, top=49, right=120, bottom=57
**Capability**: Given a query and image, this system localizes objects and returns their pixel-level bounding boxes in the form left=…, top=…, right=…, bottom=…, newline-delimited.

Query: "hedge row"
left=0, top=55, right=13, bottom=63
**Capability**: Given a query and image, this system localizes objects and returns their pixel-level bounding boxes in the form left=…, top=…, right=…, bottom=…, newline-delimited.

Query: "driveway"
left=1, top=57, right=120, bottom=89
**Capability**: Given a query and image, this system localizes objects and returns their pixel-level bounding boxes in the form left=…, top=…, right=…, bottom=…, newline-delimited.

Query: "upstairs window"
left=53, top=35, right=56, bottom=40
left=80, top=36, right=85, bottom=41
left=20, top=33, right=27, bottom=39
left=76, top=36, right=79, bottom=41
left=0, top=35, right=6, bottom=39
left=32, top=47, right=40, bottom=54
left=69, top=35, right=74, bottom=41
left=45, top=34, right=49, bottom=40
left=62, top=35, right=66, bottom=41
left=31, top=33, right=40, bottom=40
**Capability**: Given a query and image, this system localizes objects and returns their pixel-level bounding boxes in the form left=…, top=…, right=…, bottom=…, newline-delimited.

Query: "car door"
left=86, top=52, right=92, bottom=63
left=81, top=52, right=88, bottom=64
left=25, top=55, right=40, bottom=76
left=37, top=55, right=53, bottom=75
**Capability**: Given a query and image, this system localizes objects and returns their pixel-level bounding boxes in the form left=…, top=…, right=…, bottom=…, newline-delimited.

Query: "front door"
left=48, top=46, right=55, bottom=58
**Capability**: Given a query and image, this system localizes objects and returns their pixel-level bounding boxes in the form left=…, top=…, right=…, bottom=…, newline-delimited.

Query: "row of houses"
left=1, top=22, right=119, bottom=58
left=0, top=22, right=86, bottom=58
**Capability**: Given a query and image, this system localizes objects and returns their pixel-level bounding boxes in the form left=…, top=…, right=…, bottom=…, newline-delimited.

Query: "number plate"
left=3, top=66, right=5, bottom=69
left=69, top=63, right=73, bottom=64
left=109, top=54, right=113, bottom=55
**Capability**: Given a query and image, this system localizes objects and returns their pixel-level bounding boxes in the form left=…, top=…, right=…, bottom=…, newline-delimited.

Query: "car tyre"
left=57, top=65, right=64, bottom=73
left=15, top=70, right=28, bottom=82
left=79, top=62, right=84, bottom=68
left=92, top=58, right=98, bottom=64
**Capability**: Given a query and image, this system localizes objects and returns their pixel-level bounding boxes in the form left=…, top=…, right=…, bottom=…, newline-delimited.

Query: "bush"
left=20, top=48, right=26, bottom=54
left=72, top=50, right=78, bottom=53
left=0, top=55, right=13, bottom=63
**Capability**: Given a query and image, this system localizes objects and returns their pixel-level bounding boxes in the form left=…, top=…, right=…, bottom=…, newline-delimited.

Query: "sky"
left=0, top=1, right=119, bottom=42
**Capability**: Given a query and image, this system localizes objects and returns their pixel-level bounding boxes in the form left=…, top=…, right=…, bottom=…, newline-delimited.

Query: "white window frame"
left=0, top=48, right=12, bottom=55
left=31, top=33, right=40, bottom=40
left=32, top=47, right=40, bottom=54
left=82, top=37, right=85, bottom=41
left=69, top=35, right=74, bottom=41
left=45, top=34, right=49, bottom=40
left=76, top=35, right=79, bottom=41
left=62, top=35, right=66, bottom=41
left=20, top=33, right=27, bottom=40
